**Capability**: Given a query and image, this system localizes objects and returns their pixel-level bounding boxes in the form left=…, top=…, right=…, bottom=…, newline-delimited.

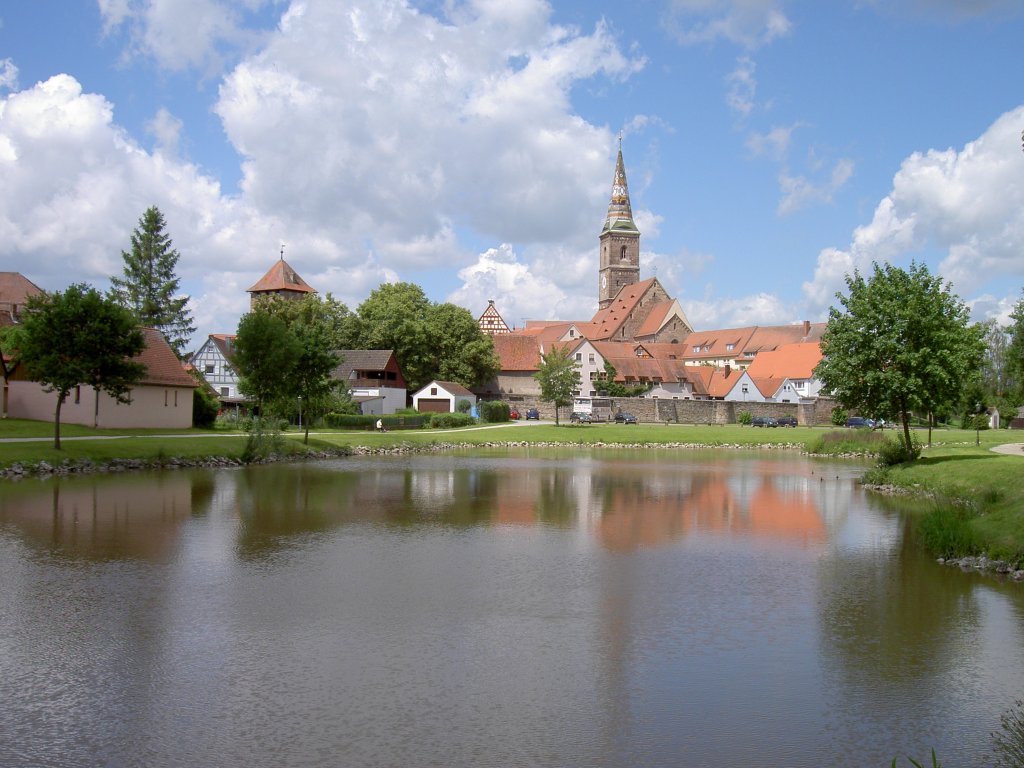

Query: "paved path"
left=990, top=442, right=1024, bottom=456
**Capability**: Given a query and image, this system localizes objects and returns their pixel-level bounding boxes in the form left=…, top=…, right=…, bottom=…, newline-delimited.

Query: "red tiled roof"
left=247, top=259, right=315, bottom=295
left=492, top=334, right=542, bottom=371
left=135, top=328, right=197, bottom=387
left=745, top=342, right=823, bottom=380
left=587, top=277, right=658, bottom=340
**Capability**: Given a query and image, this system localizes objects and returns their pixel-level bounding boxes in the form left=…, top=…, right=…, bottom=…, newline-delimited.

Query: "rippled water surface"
left=1, top=449, right=1022, bottom=767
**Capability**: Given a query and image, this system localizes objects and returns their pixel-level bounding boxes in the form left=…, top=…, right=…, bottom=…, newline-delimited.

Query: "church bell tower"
left=598, top=142, right=640, bottom=309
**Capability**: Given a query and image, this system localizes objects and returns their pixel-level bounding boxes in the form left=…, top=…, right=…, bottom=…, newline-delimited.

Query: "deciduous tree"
left=814, top=261, right=984, bottom=457
left=533, top=344, right=580, bottom=426
left=110, top=206, right=195, bottom=357
left=232, top=311, right=301, bottom=415
left=352, top=282, right=498, bottom=392
left=1006, top=293, right=1024, bottom=404
left=18, top=284, right=145, bottom=448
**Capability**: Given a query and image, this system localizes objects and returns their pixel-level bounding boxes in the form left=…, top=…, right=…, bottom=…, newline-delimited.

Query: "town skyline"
left=1, top=0, right=1023, bottom=350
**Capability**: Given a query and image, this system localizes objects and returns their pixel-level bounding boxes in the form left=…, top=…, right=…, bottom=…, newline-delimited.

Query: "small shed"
left=412, top=380, right=477, bottom=414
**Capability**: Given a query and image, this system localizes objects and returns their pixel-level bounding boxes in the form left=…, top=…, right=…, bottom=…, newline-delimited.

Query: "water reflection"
left=1, top=451, right=1021, bottom=768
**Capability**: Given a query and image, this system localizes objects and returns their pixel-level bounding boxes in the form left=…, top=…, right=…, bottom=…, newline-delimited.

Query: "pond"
left=1, top=449, right=1021, bottom=767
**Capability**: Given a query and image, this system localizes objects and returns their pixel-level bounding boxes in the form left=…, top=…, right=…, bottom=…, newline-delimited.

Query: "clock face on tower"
left=601, top=273, right=607, bottom=289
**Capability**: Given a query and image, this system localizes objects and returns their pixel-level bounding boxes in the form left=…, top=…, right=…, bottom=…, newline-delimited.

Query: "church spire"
left=601, top=139, right=638, bottom=235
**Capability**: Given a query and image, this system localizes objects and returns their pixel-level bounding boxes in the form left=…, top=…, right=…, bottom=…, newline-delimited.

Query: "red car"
left=509, top=409, right=520, bottom=420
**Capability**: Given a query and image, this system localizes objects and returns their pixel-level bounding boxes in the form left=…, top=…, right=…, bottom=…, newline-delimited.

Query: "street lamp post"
left=298, top=395, right=302, bottom=430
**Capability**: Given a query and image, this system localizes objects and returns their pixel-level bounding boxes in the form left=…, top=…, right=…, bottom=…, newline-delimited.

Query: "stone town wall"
left=495, top=395, right=839, bottom=426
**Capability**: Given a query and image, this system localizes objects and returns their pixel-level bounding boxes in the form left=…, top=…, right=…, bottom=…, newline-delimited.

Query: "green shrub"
left=991, top=699, right=1024, bottom=768
left=477, top=400, right=510, bottom=423
left=737, top=411, right=753, bottom=426
left=192, top=388, right=219, bottom=428
left=427, top=412, right=476, bottom=429
left=456, top=399, right=472, bottom=414
left=808, top=429, right=885, bottom=456
left=831, top=406, right=848, bottom=427
left=240, top=418, right=285, bottom=463
left=917, top=506, right=982, bottom=559
left=877, top=435, right=922, bottom=466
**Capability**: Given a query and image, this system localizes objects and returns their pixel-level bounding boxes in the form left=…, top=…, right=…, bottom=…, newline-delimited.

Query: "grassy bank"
left=865, top=444, right=1024, bottom=564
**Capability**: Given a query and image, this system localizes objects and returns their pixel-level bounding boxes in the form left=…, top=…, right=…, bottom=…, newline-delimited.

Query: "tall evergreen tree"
left=110, top=206, right=195, bottom=357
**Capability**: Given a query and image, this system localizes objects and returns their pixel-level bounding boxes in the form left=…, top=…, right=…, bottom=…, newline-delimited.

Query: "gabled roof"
left=683, top=365, right=745, bottom=399
left=331, top=349, right=404, bottom=382
left=0, top=272, right=44, bottom=307
left=415, top=380, right=475, bottom=398
left=247, top=258, right=315, bottom=295
left=135, top=328, right=198, bottom=387
left=492, top=334, right=543, bottom=372
left=477, top=300, right=511, bottom=335
left=634, top=298, right=693, bottom=339
left=586, top=277, right=659, bottom=340
left=592, top=340, right=692, bottom=383
left=206, top=333, right=237, bottom=361
left=745, top=342, right=823, bottom=380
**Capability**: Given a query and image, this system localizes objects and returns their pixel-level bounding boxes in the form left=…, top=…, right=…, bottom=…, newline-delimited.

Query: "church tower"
left=598, top=143, right=640, bottom=309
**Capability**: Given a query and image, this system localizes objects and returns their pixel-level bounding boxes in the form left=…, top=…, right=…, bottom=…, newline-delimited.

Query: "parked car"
left=751, top=416, right=779, bottom=428
left=509, top=409, right=520, bottom=420
left=845, top=416, right=874, bottom=429
left=776, top=415, right=798, bottom=428
left=525, top=408, right=540, bottom=420
left=615, top=412, right=638, bottom=424
left=570, top=411, right=592, bottom=423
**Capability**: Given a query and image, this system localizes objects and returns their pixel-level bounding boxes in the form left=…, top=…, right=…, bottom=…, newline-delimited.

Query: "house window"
left=569, top=329, right=575, bottom=338
left=588, top=354, right=595, bottom=364
left=703, top=344, right=711, bottom=352
left=692, top=345, right=700, bottom=353
left=74, top=386, right=80, bottom=404
left=575, top=353, right=582, bottom=361
left=205, top=363, right=215, bottom=374
left=174, top=390, right=178, bottom=406
left=430, top=387, right=438, bottom=396
left=726, top=343, right=735, bottom=352
left=220, top=387, right=229, bottom=396
left=742, top=385, right=749, bottom=394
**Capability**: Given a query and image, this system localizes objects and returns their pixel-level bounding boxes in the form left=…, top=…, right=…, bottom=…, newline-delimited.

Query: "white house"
left=191, top=334, right=243, bottom=404
left=412, top=381, right=477, bottom=413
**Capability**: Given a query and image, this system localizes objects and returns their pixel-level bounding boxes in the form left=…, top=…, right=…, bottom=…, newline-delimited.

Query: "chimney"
left=802, top=320, right=810, bottom=336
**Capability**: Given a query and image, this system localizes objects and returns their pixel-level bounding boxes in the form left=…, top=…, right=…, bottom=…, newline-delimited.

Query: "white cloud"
left=684, top=287, right=794, bottom=328
left=214, top=0, right=643, bottom=267
left=98, top=0, right=278, bottom=73
left=801, top=105, right=1024, bottom=317
left=746, top=124, right=796, bottom=160
left=725, top=56, right=756, bottom=116
left=447, top=243, right=590, bottom=327
left=778, top=157, right=854, bottom=215
left=1, top=1, right=646, bottom=347
left=664, top=0, right=792, bottom=49
left=0, top=59, right=17, bottom=90
left=145, top=107, right=183, bottom=154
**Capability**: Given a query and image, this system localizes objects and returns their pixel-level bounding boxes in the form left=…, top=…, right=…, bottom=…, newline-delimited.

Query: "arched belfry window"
left=620, top=245, right=628, bottom=260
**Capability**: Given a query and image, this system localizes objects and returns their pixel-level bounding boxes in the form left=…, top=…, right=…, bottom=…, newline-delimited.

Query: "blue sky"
left=2, top=0, right=1022, bottom=349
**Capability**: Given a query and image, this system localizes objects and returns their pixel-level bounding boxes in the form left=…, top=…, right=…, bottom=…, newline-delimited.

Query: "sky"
left=1, top=0, right=1023, bottom=351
